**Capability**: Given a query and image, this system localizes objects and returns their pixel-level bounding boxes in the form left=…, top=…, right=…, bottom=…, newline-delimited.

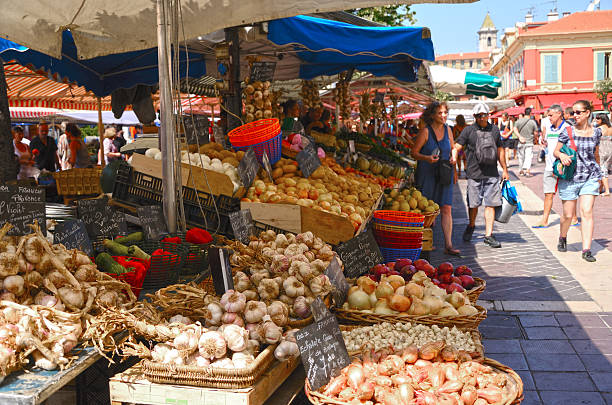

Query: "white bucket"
left=495, top=198, right=516, bottom=223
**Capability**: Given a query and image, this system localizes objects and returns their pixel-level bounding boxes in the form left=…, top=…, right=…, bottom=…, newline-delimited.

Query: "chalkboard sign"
left=0, top=185, right=46, bottom=235
left=208, top=247, right=234, bottom=295
left=114, top=211, right=128, bottom=235
left=249, top=61, right=277, bottom=82
left=53, top=219, right=93, bottom=256
left=237, top=147, right=260, bottom=189
left=310, top=297, right=331, bottom=322
left=137, top=205, right=168, bottom=240
left=261, top=151, right=273, bottom=183
left=229, top=209, right=254, bottom=245
left=335, top=229, right=384, bottom=279
left=77, top=197, right=120, bottom=238
left=295, top=315, right=351, bottom=391
left=374, top=91, right=385, bottom=103
left=296, top=142, right=321, bottom=178
left=324, top=256, right=349, bottom=307
left=182, top=115, right=210, bottom=145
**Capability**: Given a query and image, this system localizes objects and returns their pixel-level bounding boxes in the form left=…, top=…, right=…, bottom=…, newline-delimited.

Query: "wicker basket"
left=304, top=357, right=523, bottom=404
left=422, top=209, right=440, bottom=228
left=142, top=344, right=275, bottom=388
left=467, top=277, right=486, bottom=304
left=338, top=324, right=485, bottom=362
left=333, top=304, right=487, bottom=330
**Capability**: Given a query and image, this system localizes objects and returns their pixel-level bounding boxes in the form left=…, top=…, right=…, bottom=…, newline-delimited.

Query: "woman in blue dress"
left=412, top=101, right=460, bottom=256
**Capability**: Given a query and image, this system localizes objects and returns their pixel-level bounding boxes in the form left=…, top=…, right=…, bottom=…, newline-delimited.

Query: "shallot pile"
left=0, top=222, right=136, bottom=380
left=318, top=343, right=515, bottom=405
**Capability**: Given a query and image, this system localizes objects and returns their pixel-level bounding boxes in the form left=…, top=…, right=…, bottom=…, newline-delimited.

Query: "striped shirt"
left=559, top=127, right=602, bottom=182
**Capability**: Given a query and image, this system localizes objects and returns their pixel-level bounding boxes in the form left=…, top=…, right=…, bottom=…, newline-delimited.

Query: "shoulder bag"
left=552, top=127, right=577, bottom=180
left=433, top=126, right=453, bottom=186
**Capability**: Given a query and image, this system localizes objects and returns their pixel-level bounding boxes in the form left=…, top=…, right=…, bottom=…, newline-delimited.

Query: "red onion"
left=461, top=385, right=478, bottom=405
left=346, top=363, right=365, bottom=389
left=323, top=375, right=346, bottom=396
left=415, top=390, right=437, bottom=405
left=437, top=380, right=464, bottom=394
left=477, top=387, right=502, bottom=403
left=397, top=383, right=414, bottom=403
left=356, top=379, right=375, bottom=401
left=401, top=345, right=418, bottom=364
left=373, top=375, right=393, bottom=387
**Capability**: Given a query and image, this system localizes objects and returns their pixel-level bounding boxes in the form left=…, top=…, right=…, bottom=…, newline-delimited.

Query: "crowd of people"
left=411, top=100, right=610, bottom=263
left=11, top=121, right=134, bottom=179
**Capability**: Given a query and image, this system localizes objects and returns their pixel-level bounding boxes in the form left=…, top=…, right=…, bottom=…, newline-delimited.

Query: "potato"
left=283, top=165, right=297, bottom=174
left=219, top=150, right=235, bottom=159
left=188, top=144, right=199, bottom=153
left=272, top=167, right=284, bottom=179
left=236, top=150, right=245, bottom=160
left=310, top=166, right=325, bottom=179
left=222, top=157, right=240, bottom=167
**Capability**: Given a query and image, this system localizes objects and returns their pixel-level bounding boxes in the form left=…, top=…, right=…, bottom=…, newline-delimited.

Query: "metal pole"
left=225, top=27, right=241, bottom=132
left=97, top=97, right=105, bottom=167
left=335, top=104, right=340, bottom=131
left=157, top=0, right=177, bottom=232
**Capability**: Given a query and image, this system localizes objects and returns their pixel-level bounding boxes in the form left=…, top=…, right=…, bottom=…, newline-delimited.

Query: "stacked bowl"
left=373, top=211, right=424, bottom=262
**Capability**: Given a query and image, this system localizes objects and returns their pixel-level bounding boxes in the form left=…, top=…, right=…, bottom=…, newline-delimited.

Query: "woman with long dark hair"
left=453, top=115, right=467, bottom=176
left=554, top=100, right=602, bottom=262
left=412, top=101, right=459, bottom=256
left=594, top=113, right=611, bottom=196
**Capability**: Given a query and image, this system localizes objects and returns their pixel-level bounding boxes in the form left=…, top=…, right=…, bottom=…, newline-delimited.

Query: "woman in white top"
left=103, top=127, right=122, bottom=164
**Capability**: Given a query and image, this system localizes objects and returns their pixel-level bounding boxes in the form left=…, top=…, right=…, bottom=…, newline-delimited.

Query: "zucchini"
left=96, top=252, right=127, bottom=274
left=114, top=232, right=144, bottom=245
left=127, top=245, right=151, bottom=261
left=103, top=239, right=129, bottom=256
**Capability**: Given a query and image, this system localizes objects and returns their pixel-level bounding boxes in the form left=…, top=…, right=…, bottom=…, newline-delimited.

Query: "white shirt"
left=545, top=120, right=569, bottom=172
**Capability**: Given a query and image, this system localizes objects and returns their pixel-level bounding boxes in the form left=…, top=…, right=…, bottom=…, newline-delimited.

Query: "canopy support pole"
left=157, top=0, right=177, bottom=233
left=97, top=97, right=104, bottom=168
left=225, top=27, right=242, bottom=132
left=0, top=63, right=18, bottom=182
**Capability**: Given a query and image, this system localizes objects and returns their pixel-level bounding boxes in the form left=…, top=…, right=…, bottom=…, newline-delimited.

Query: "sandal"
left=444, top=247, right=461, bottom=257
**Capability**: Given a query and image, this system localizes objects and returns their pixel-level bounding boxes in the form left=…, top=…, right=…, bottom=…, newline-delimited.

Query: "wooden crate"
left=53, top=167, right=102, bottom=196
left=422, top=227, right=433, bottom=251
left=110, top=357, right=299, bottom=405
left=241, top=193, right=382, bottom=246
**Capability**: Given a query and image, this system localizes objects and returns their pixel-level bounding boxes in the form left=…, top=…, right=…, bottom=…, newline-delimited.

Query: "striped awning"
left=4, top=62, right=113, bottom=110
left=9, top=106, right=61, bottom=120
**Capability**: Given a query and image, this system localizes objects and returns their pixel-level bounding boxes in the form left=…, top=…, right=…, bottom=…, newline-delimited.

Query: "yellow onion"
left=387, top=294, right=411, bottom=312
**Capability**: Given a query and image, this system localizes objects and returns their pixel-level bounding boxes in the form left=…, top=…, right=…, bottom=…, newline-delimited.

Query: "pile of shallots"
left=318, top=342, right=515, bottom=405
left=226, top=230, right=335, bottom=321
left=0, top=223, right=135, bottom=380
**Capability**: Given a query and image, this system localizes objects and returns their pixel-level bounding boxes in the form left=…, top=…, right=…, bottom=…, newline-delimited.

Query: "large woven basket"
left=422, top=209, right=440, bottom=228
left=333, top=304, right=487, bottom=330
left=467, top=277, right=486, bottom=304
left=141, top=344, right=275, bottom=388
left=304, top=357, right=523, bottom=404
left=339, top=324, right=485, bottom=362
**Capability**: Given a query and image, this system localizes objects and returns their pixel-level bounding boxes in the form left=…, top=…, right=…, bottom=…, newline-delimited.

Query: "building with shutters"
left=488, top=9, right=612, bottom=111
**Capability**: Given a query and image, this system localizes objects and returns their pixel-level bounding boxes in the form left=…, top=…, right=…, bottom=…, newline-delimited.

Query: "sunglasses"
left=475, top=113, right=489, bottom=118
left=572, top=110, right=587, bottom=116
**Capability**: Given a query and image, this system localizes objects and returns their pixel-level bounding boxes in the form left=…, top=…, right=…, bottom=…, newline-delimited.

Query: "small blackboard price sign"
left=53, top=219, right=93, bottom=256
left=137, top=205, right=168, bottom=240
left=0, top=185, right=46, bottom=235
left=208, top=247, right=234, bottom=295
left=324, top=256, right=349, bottom=307
left=249, top=61, right=277, bottom=82
left=77, top=197, right=120, bottom=238
left=237, top=147, right=260, bottom=189
left=334, top=229, right=384, bottom=279
left=295, top=315, right=351, bottom=391
left=310, top=297, right=331, bottom=322
left=182, top=115, right=210, bottom=145
left=261, top=151, right=274, bottom=183
left=229, top=209, right=254, bottom=245
left=296, top=142, right=321, bottom=178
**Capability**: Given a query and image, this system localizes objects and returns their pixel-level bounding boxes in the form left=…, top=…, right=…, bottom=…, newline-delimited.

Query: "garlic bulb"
left=244, top=301, right=267, bottom=324
left=246, top=323, right=265, bottom=342
left=309, top=275, right=332, bottom=296
left=173, top=326, right=202, bottom=352
left=220, top=290, right=246, bottom=313
left=292, top=296, right=311, bottom=319
left=274, top=340, right=300, bottom=361
left=168, top=314, right=193, bottom=325
left=221, top=312, right=245, bottom=327
left=250, top=269, right=270, bottom=286
left=233, top=271, right=251, bottom=292
left=279, top=294, right=294, bottom=306
left=258, top=278, right=280, bottom=301
left=267, top=301, right=289, bottom=327
left=243, top=289, right=259, bottom=301
left=283, top=276, right=305, bottom=298
left=205, top=302, right=224, bottom=326
left=270, top=255, right=289, bottom=275
left=232, top=351, right=255, bottom=368
left=262, top=320, right=282, bottom=344
left=198, top=331, right=227, bottom=360
left=222, top=324, right=249, bottom=352
left=211, top=358, right=234, bottom=369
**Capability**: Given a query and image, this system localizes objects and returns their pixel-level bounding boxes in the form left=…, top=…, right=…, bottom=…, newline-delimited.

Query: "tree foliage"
left=434, top=91, right=454, bottom=102
left=349, top=6, right=416, bottom=26
left=595, top=78, right=612, bottom=113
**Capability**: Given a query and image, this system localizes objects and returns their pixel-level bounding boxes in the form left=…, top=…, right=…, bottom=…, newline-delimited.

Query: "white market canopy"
left=1, top=1, right=478, bottom=59
left=429, top=65, right=501, bottom=98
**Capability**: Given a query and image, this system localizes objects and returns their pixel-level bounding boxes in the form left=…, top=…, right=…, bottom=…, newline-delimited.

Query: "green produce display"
left=95, top=252, right=128, bottom=274
left=383, top=186, right=439, bottom=214
left=114, top=232, right=144, bottom=245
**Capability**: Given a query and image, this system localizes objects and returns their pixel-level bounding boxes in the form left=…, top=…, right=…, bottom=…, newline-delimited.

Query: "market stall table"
left=0, top=346, right=100, bottom=405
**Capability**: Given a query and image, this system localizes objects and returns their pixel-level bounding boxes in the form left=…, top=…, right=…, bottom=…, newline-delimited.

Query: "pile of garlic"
left=342, top=322, right=478, bottom=354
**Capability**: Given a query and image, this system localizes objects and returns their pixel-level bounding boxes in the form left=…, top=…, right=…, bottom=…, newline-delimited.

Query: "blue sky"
left=408, top=0, right=611, bottom=56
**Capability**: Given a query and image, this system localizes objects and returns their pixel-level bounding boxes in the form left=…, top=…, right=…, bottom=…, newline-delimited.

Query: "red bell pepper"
left=185, top=228, right=213, bottom=244
left=162, top=236, right=182, bottom=244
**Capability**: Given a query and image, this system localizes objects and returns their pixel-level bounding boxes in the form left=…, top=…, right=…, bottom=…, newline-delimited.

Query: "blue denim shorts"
left=558, top=178, right=600, bottom=201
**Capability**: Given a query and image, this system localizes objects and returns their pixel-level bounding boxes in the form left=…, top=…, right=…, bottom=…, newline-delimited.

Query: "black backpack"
left=474, top=127, right=498, bottom=166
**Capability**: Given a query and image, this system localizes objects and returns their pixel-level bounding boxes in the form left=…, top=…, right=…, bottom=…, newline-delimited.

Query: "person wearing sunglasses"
left=594, top=113, right=612, bottom=196
left=553, top=100, right=603, bottom=262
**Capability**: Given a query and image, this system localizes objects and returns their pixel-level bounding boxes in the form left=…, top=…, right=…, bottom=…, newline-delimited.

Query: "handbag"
left=552, top=127, right=577, bottom=180
left=432, top=126, right=453, bottom=186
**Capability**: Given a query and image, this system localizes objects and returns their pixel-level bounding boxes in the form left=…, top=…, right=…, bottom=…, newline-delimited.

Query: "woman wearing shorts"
left=499, top=112, right=514, bottom=167
left=554, top=100, right=602, bottom=262
left=594, top=113, right=612, bottom=196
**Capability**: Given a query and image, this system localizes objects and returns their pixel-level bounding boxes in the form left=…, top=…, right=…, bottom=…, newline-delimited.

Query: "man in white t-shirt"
left=533, top=104, right=568, bottom=228
left=538, top=110, right=551, bottom=163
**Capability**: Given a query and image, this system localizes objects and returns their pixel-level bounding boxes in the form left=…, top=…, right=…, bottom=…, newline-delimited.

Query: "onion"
left=384, top=274, right=405, bottom=290
left=401, top=345, right=418, bottom=364
left=356, top=276, right=376, bottom=295
left=405, top=282, right=424, bottom=299
left=348, top=289, right=371, bottom=310
left=398, top=383, right=414, bottom=402
left=477, top=387, right=502, bottom=403
left=346, top=363, right=365, bottom=389
left=375, top=282, right=394, bottom=299
left=461, top=386, right=478, bottom=405
left=387, top=294, right=411, bottom=312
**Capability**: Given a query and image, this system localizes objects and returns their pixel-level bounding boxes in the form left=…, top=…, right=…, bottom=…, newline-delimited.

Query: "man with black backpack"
left=452, top=102, right=509, bottom=248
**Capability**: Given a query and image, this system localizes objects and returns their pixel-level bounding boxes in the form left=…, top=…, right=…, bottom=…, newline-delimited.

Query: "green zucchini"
left=103, top=239, right=129, bottom=256
left=127, top=245, right=151, bottom=261
left=96, top=252, right=127, bottom=274
left=114, top=232, right=144, bottom=245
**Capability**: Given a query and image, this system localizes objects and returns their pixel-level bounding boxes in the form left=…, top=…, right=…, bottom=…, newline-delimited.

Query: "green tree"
left=595, top=78, right=612, bottom=113
left=349, top=6, right=416, bottom=26
left=434, top=91, right=454, bottom=102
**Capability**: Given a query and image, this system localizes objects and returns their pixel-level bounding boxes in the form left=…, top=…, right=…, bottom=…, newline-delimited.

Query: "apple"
left=451, top=276, right=463, bottom=286
left=459, top=275, right=476, bottom=289
left=387, top=270, right=401, bottom=277
left=399, top=264, right=417, bottom=280
left=395, top=258, right=413, bottom=271
left=371, top=264, right=389, bottom=277
left=438, top=262, right=454, bottom=274
left=413, top=259, right=430, bottom=271
left=439, top=283, right=449, bottom=291
left=387, top=262, right=396, bottom=270
left=455, top=265, right=472, bottom=276
left=368, top=274, right=380, bottom=282
left=446, top=283, right=465, bottom=293
left=422, top=264, right=436, bottom=278
left=438, top=273, right=453, bottom=284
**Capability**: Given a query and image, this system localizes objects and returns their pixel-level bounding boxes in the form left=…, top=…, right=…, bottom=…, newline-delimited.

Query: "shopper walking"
left=533, top=105, right=568, bottom=228
left=554, top=100, right=602, bottom=262
left=453, top=102, right=509, bottom=248
left=499, top=112, right=514, bottom=168
left=12, top=126, right=39, bottom=179
left=66, top=124, right=91, bottom=168
left=57, top=121, right=71, bottom=170
left=29, top=122, right=59, bottom=172
left=103, top=127, right=122, bottom=164
left=537, top=109, right=551, bottom=163
left=594, top=113, right=612, bottom=196
left=453, top=115, right=467, bottom=177
left=514, top=108, right=538, bottom=177
left=413, top=101, right=460, bottom=256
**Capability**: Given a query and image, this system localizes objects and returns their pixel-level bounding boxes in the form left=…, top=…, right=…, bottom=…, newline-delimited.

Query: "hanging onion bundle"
left=243, top=79, right=275, bottom=123
left=301, top=80, right=321, bottom=109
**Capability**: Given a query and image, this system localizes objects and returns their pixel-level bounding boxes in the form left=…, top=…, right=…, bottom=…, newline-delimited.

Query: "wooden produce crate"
left=421, top=227, right=433, bottom=251
left=109, top=357, right=299, bottom=405
left=53, top=167, right=102, bottom=203
left=131, top=153, right=243, bottom=197
left=241, top=192, right=382, bottom=245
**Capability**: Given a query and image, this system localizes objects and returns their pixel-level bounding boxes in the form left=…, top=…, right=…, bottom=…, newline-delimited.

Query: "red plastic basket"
left=228, top=119, right=280, bottom=143
left=373, top=211, right=425, bottom=227
left=232, top=133, right=282, bottom=165
left=374, top=228, right=423, bottom=249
